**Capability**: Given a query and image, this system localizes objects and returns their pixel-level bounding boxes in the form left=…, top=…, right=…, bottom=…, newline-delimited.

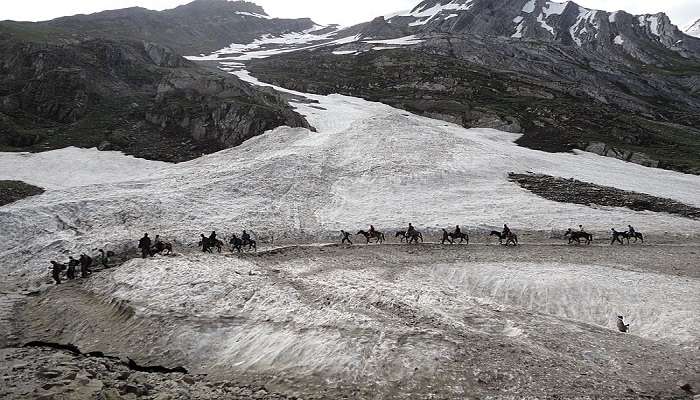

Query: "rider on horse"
left=407, top=223, right=415, bottom=235
left=369, top=225, right=376, bottom=236
left=454, top=225, right=462, bottom=236
left=242, top=230, right=251, bottom=245
left=502, top=224, right=511, bottom=237
left=628, top=225, right=636, bottom=235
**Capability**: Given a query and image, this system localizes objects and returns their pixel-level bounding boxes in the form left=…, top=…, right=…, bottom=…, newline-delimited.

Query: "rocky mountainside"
left=0, top=29, right=309, bottom=161
left=686, top=19, right=700, bottom=38
left=242, top=1, right=700, bottom=174
left=3, top=0, right=317, bottom=55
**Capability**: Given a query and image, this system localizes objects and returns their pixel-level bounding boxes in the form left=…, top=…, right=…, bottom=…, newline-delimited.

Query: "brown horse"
left=357, top=230, right=385, bottom=244
left=565, top=229, right=593, bottom=245
left=490, top=231, right=518, bottom=246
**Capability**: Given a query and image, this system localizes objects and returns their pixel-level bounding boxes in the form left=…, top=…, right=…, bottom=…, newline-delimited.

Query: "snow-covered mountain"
left=685, top=18, right=700, bottom=38
left=380, top=0, right=700, bottom=60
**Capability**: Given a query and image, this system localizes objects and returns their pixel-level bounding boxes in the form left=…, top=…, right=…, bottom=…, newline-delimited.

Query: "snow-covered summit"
left=376, top=0, right=700, bottom=60
left=685, top=18, right=700, bottom=37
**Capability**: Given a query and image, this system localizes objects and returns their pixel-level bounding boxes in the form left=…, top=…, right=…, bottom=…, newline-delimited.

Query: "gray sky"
left=2, top=0, right=698, bottom=28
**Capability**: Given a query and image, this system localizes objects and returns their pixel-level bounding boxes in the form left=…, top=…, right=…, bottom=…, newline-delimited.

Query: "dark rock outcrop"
left=0, top=181, right=45, bottom=206
left=0, top=33, right=309, bottom=162
left=509, top=173, right=700, bottom=220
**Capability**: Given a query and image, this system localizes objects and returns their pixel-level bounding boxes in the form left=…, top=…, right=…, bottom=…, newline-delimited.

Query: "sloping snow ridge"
left=684, top=19, right=700, bottom=37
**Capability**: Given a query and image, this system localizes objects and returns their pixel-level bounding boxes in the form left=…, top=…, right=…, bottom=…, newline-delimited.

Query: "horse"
left=151, top=242, right=173, bottom=255
left=200, top=237, right=223, bottom=253
left=610, top=229, right=626, bottom=245
left=395, top=231, right=408, bottom=243
left=564, top=229, right=593, bottom=245
left=441, top=229, right=454, bottom=245
left=449, top=232, right=469, bottom=244
left=357, top=230, right=385, bottom=244
left=406, top=230, right=423, bottom=244
left=622, top=231, right=644, bottom=244
left=229, top=236, right=257, bottom=253
left=490, top=231, right=518, bottom=246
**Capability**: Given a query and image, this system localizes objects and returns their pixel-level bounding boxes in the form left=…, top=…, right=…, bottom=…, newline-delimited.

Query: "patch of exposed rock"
left=0, top=35, right=309, bottom=162
left=509, top=173, right=700, bottom=219
left=0, top=180, right=44, bottom=206
left=0, top=346, right=301, bottom=400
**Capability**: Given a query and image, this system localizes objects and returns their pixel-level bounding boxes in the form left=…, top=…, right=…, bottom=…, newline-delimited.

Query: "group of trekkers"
left=49, top=223, right=643, bottom=285
left=49, top=249, right=113, bottom=285
left=138, top=233, right=172, bottom=258
left=345, top=223, right=642, bottom=246
left=198, top=230, right=255, bottom=253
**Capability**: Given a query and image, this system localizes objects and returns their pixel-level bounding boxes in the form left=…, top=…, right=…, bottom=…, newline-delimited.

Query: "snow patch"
left=638, top=15, right=661, bottom=37
left=522, top=0, right=536, bottom=13
left=364, top=35, right=424, bottom=45
left=234, top=11, right=271, bottom=19
left=512, top=16, right=525, bottom=38
left=614, top=35, right=624, bottom=45
left=569, top=7, right=598, bottom=46
left=0, top=147, right=170, bottom=190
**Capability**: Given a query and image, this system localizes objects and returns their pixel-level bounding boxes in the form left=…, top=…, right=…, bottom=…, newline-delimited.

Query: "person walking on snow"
left=50, top=261, right=66, bottom=285
left=341, top=230, right=353, bottom=245
left=67, top=256, right=79, bottom=280
left=138, top=233, right=151, bottom=259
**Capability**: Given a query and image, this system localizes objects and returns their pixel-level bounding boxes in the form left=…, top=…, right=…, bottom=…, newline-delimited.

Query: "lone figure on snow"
left=341, top=230, right=353, bottom=245
left=138, top=233, right=151, bottom=258
left=617, top=316, right=630, bottom=333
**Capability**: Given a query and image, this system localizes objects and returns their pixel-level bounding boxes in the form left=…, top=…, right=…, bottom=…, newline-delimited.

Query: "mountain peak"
left=173, top=0, right=268, bottom=16
left=685, top=18, right=700, bottom=37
